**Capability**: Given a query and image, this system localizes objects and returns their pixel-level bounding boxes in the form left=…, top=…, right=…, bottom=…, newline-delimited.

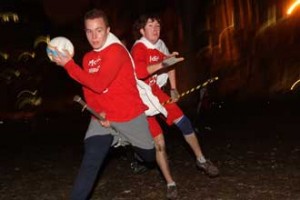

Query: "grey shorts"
left=84, top=113, right=154, bottom=150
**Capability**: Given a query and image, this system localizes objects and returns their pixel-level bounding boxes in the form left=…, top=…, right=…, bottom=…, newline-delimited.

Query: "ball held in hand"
left=46, top=36, right=74, bottom=61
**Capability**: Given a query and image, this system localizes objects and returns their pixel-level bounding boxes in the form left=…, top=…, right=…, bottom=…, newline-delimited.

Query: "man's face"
left=140, top=19, right=161, bottom=44
left=85, top=17, right=110, bottom=50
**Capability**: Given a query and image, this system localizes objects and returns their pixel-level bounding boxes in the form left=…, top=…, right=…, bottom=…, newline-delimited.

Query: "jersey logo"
left=149, top=55, right=159, bottom=62
left=88, top=58, right=101, bottom=73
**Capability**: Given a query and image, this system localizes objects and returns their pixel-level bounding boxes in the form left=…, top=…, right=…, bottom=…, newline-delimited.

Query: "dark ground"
left=1, top=95, right=300, bottom=200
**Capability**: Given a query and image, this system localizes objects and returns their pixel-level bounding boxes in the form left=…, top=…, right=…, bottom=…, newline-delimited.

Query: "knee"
left=175, top=115, right=194, bottom=135
left=83, top=135, right=113, bottom=165
left=142, top=149, right=156, bottom=163
left=155, top=139, right=166, bottom=152
left=133, top=147, right=156, bottom=163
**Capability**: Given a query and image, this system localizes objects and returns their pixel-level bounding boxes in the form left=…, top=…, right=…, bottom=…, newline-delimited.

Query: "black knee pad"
left=175, top=115, right=194, bottom=135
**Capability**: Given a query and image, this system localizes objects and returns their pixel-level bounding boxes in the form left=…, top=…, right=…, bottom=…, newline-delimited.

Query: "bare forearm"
left=168, top=69, right=176, bottom=89
left=147, top=62, right=164, bottom=75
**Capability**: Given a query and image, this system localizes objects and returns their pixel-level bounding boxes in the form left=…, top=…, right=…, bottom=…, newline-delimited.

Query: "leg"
left=173, top=115, right=204, bottom=159
left=129, top=130, right=178, bottom=199
left=70, top=135, right=113, bottom=200
left=112, top=114, right=155, bottom=164
left=155, top=89, right=204, bottom=159
left=148, top=116, right=177, bottom=199
left=175, top=115, right=219, bottom=177
left=154, top=86, right=219, bottom=177
left=125, top=146, right=149, bottom=174
left=154, top=134, right=175, bottom=185
left=115, top=115, right=156, bottom=174
left=132, top=146, right=156, bottom=163
left=183, top=132, right=205, bottom=160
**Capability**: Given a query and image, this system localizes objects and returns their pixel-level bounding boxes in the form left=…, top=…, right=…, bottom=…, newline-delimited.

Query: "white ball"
left=46, top=36, right=74, bottom=61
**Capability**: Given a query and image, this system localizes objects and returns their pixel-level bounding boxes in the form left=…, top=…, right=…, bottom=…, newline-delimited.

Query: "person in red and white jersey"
left=52, top=9, right=155, bottom=200
left=131, top=13, right=220, bottom=199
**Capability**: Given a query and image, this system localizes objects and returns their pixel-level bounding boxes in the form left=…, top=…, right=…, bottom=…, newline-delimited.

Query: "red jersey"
left=131, top=38, right=183, bottom=128
left=131, top=42, right=166, bottom=86
left=64, top=39, right=147, bottom=122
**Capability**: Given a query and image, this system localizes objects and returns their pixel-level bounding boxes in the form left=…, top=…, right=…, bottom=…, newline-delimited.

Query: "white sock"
left=197, top=156, right=206, bottom=163
left=167, top=182, right=176, bottom=187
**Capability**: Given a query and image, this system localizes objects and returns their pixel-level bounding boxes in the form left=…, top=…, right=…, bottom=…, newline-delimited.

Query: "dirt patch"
left=1, top=101, right=300, bottom=200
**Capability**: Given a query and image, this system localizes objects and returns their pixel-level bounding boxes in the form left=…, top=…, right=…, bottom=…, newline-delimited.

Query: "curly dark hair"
left=132, top=13, right=161, bottom=39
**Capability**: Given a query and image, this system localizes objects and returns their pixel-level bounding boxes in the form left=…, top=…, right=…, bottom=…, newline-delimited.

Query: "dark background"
left=1, top=0, right=300, bottom=102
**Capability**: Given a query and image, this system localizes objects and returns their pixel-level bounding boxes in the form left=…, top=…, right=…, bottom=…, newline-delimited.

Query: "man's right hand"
left=51, top=48, right=73, bottom=67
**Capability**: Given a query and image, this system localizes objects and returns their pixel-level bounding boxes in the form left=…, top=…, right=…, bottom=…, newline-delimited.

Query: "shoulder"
left=131, top=42, right=147, bottom=54
left=132, top=42, right=146, bottom=49
left=84, top=50, right=94, bottom=57
left=106, top=43, right=127, bottom=54
left=83, top=51, right=94, bottom=61
left=157, top=39, right=170, bottom=55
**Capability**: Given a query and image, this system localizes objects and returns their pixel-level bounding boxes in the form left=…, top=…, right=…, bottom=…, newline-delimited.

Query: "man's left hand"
left=98, top=112, right=111, bottom=128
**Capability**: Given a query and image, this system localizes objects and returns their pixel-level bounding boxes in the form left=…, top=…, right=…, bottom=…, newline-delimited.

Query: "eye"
left=85, top=29, right=91, bottom=34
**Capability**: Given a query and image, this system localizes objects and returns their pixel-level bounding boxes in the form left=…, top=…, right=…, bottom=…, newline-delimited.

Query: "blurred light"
left=290, top=79, right=300, bottom=90
left=16, top=90, right=42, bottom=110
left=0, top=52, right=9, bottom=60
left=17, top=90, right=38, bottom=97
left=18, top=51, right=36, bottom=61
left=34, top=35, right=50, bottom=48
left=0, top=12, right=19, bottom=23
left=218, top=25, right=234, bottom=50
left=287, top=0, right=300, bottom=15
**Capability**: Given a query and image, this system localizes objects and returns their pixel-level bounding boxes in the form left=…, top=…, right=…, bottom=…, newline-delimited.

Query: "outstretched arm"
left=167, top=52, right=183, bottom=102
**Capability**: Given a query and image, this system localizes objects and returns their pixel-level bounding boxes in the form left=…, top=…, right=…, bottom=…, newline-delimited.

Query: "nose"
left=92, top=31, right=97, bottom=39
left=154, top=27, right=160, bottom=33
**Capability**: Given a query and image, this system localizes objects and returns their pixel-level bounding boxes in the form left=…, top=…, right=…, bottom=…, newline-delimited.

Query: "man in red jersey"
left=52, top=9, right=155, bottom=200
left=131, top=13, right=220, bottom=199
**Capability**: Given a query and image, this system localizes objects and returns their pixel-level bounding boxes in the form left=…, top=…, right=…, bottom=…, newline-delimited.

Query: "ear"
left=107, top=27, right=111, bottom=33
left=140, top=28, right=145, bottom=36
